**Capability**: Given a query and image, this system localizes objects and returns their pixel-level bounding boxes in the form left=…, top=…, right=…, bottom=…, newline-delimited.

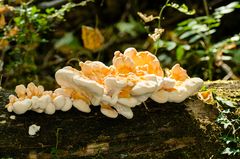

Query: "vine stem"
left=202, top=0, right=212, bottom=79
left=158, top=0, right=170, bottom=28
left=154, top=0, right=170, bottom=55
left=203, top=0, right=209, bottom=16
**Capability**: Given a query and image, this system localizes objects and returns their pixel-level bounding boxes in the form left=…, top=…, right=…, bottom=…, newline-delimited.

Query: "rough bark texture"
left=0, top=80, right=239, bottom=159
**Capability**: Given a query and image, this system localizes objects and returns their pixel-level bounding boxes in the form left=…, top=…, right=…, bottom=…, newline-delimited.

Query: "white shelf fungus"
left=28, top=124, right=40, bottom=136
left=6, top=48, right=203, bottom=119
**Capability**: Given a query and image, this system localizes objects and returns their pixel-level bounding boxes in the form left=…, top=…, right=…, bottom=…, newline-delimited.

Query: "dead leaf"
left=137, top=12, right=159, bottom=23
left=235, top=108, right=240, bottom=116
left=0, top=5, right=14, bottom=14
left=0, top=38, right=9, bottom=50
left=148, top=28, right=164, bottom=41
left=81, top=25, right=104, bottom=52
left=7, top=26, right=19, bottom=37
left=0, top=14, right=6, bottom=28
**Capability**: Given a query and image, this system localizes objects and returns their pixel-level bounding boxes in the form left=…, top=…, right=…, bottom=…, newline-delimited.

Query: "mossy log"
left=0, top=81, right=239, bottom=159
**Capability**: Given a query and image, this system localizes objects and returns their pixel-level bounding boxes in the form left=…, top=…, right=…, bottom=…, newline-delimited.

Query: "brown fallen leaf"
left=0, top=38, right=9, bottom=50
left=0, top=14, right=6, bottom=28
left=81, top=25, right=104, bottom=52
left=0, top=5, right=14, bottom=14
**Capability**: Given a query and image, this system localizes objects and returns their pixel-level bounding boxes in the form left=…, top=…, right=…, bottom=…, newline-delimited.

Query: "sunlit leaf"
left=214, top=2, right=239, bottom=19
left=48, top=0, right=93, bottom=19
left=45, top=7, right=55, bottom=14
left=222, top=147, right=240, bottom=155
left=189, top=34, right=202, bottom=43
left=81, top=25, right=104, bottom=52
left=222, top=147, right=233, bottom=155
left=0, top=14, right=6, bottom=28
left=179, top=30, right=196, bottom=39
left=216, top=113, right=232, bottom=129
left=182, top=44, right=191, bottom=50
left=204, top=29, right=216, bottom=36
left=166, top=41, right=177, bottom=51
left=154, top=40, right=176, bottom=51
left=215, top=96, right=236, bottom=108
left=167, top=3, right=195, bottom=15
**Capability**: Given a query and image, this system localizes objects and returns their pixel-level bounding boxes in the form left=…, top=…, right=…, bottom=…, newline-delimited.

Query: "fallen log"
left=0, top=80, right=239, bottom=158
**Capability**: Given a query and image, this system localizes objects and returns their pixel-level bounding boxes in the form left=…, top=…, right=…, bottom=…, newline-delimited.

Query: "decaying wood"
left=0, top=80, right=239, bottom=159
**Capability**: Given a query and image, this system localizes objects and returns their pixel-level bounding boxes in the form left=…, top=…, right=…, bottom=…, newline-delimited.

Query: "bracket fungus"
left=6, top=47, right=203, bottom=119
left=5, top=82, right=74, bottom=115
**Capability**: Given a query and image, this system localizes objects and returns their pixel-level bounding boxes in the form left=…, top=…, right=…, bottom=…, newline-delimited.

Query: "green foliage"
left=0, top=0, right=92, bottom=88
left=154, top=40, right=177, bottom=51
left=48, top=0, right=94, bottom=20
left=175, top=2, right=240, bottom=44
left=166, top=3, right=195, bottom=15
left=153, top=1, right=240, bottom=80
left=116, top=16, right=146, bottom=37
left=214, top=94, right=240, bottom=156
left=55, top=32, right=81, bottom=51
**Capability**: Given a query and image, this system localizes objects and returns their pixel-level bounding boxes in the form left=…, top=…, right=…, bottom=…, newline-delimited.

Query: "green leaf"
left=46, top=8, right=55, bottom=14
left=215, top=96, right=236, bottom=108
left=116, top=22, right=136, bottom=36
left=232, top=49, right=240, bottom=64
left=177, top=19, right=193, bottom=26
left=167, top=3, right=195, bottom=15
left=176, top=45, right=184, bottom=61
left=222, top=147, right=240, bottom=155
left=154, top=40, right=176, bottom=51
left=116, top=16, right=145, bottom=37
left=166, top=41, right=177, bottom=51
left=214, top=2, right=240, bottom=19
left=54, top=32, right=81, bottom=50
left=204, top=29, right=216, bottom=36
left=28, top=6, right=40, bottom=15
left=14, top=17, right=20, bottom=24
left=195, top=50, right=206, bottom=56
left=179, top=30, right=196, bottom=39
left=222, top=147, right=233, bottom=155
left=189, top=34, right=202, bottom=43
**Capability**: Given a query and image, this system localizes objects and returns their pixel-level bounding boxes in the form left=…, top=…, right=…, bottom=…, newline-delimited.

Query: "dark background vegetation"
left=0, top=0, right=240, bottom=89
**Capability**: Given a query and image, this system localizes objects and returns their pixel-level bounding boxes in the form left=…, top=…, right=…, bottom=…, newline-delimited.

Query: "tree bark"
left=0, top=80, right=239, bottom=159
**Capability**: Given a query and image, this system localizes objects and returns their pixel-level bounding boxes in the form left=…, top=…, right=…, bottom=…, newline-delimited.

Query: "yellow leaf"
left=0, top=38, right=9, bottom=50
left=0, top=14, right=6, bottom=28
left=81, top=25, right=104, bottom=52
left=0, top=5, right=14, bottom=14
left=197, top=90, right=215, bottom=105
left=8, top=26, right=19, bottom=37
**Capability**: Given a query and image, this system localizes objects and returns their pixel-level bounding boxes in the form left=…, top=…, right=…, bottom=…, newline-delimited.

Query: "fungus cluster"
left=6, top=48, right=203, bottom=119
left=6, top=82, right=72, bottom=115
